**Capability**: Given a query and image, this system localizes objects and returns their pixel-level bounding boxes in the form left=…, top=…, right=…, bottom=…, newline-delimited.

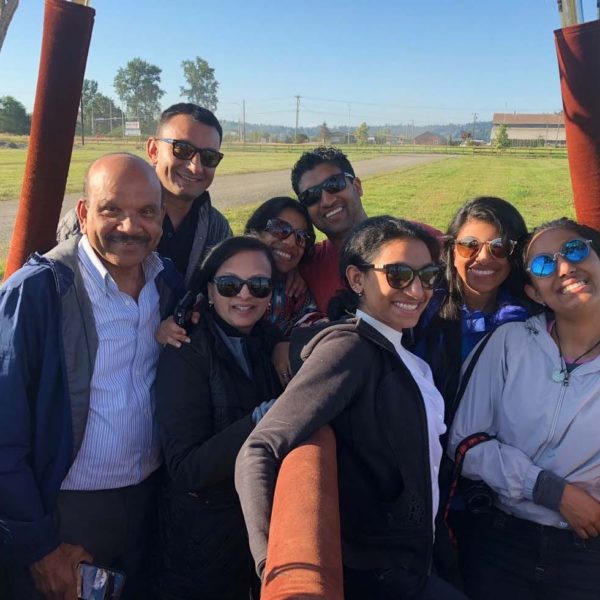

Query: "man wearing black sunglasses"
left=291, top=147, right=368, bottom=312
left=291, top=147, right=442, bottom=313
left=58, top=104, right=232, bottom=285
left=147, top=103, right=232, bottom=284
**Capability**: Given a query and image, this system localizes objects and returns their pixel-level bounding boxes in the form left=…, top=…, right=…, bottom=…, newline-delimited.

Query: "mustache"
left=106, top=233, right=151, bottom=245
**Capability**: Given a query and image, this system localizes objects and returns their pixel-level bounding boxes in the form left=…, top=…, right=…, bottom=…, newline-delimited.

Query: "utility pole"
left=347, top=104, right=351, bottom=144
left=109, top=100, right=113, bottom=134
left=80, top=99, right=85, bottom=146
left=472, top=113, right=478, bottom=140
left=242, top=99, right=246, bottom=144
left=294, top=95, right=301, bottom=143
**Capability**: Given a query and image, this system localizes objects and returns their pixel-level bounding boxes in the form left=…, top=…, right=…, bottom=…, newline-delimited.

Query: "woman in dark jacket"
left=155, top=236, right=282, bottom=600
left=236, top=216, right=467, bottom=600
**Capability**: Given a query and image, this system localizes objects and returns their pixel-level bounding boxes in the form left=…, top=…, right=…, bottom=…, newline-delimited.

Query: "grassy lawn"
left=1, top=154, right=574, bottom=279
left=0, top=141, right=422, bottom=201
left=222, top=155, right=574, bottom=236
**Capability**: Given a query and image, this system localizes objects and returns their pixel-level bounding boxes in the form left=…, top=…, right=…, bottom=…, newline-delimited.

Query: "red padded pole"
left=262, top=426, right=344, bottom=600
left=5, top=0, right=95, bottom=279
left=555, top=20, right=600, bottom=230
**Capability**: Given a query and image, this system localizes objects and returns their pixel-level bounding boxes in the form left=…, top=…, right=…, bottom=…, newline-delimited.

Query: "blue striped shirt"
left=61, top=236, right=163, bottom=490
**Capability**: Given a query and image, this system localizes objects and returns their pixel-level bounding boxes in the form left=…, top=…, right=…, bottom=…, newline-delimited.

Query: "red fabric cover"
left=555, top=20, right=600, bottom=231
left=262, top=426, right=344, bottom=600
left=5, top=0, right=95, bottom=278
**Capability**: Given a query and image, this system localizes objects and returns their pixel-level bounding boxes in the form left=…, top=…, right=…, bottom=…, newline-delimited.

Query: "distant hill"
left=221, top=119, right=493, bottom=142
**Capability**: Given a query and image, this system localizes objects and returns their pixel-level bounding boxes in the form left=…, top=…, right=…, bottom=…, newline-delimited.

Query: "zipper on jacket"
left=531, top=382, right=568, bottom=463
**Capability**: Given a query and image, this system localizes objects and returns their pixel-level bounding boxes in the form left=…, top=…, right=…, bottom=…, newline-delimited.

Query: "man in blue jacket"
left=0, top=153, right=183, bottom=599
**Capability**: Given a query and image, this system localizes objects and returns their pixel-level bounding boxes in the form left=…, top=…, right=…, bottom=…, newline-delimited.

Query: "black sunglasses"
left=264, top=217, right=314, bottom=246
left=157, top=138, right=224, bottom=168
left=212, top=275, right=272, bottom=298
left=454, top=236, right=516, bottom=260
left=363, top=262, right=441, bottom=290
left=298, top=172, right=354, bottom=207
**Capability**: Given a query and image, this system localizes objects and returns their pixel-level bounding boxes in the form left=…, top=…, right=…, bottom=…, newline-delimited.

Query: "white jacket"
left=449, top=313, right=600, bottom=527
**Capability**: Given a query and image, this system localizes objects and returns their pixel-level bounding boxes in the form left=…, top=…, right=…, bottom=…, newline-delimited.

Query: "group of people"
left=1, top=101, right=599, bottom=600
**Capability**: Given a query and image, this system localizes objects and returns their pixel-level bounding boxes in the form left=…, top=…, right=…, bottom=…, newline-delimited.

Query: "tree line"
left=0, top=55, right=219, bottom=136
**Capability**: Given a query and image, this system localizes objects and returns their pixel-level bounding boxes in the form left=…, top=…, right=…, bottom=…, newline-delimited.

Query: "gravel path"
left=0, top=154, right=449, bottom=256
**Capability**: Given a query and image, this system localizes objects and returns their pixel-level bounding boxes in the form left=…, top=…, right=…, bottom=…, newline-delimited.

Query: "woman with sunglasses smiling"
left=448, top=217, right=600, bottom=600
left=154, top=236, right=282, bottom=600
left=236, top=216, right=467, bottom=599
left=412, top=196, right=530, bottom=423
left=407, top=197, right=531, bottom=585
left=245, top=196, right=325, bottom=337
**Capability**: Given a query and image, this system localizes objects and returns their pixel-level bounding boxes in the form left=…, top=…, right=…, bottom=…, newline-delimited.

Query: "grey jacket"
left=449, top=313, right=600, bottom=528
left=57, top=191, right=232, bottom=285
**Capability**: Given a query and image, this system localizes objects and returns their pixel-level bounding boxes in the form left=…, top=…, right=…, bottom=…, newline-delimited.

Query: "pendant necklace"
left=552, top=323, right=600, bottom=386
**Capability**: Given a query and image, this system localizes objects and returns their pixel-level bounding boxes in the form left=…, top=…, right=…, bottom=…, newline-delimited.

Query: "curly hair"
left=291, top=146, right=355, bottom=195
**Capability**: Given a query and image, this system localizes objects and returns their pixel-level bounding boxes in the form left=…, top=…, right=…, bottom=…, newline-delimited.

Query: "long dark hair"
left=244, top=196, right=316, bottom=265
left=441, top=196, right=528, bottom=320
left=195, top=236, right=276, bottom=308
left=328, top=216, right=440, bottom=319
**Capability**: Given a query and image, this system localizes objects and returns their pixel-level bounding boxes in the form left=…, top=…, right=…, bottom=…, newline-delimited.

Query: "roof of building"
left=414, top=131, right=446, bottom=141
left=492, top=112, right=564, bottom=126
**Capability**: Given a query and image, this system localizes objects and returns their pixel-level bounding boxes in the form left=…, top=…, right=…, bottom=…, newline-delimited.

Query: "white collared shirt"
left=61, top=236, right=163, bottom=490
left=356, top=309, right=446, bottom=528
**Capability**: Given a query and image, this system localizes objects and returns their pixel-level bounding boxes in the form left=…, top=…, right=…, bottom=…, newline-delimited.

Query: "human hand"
left=285, top=269, right=307, bottom=299
left=559, top=483, right=600, bottom=538
left=272, top=341, right=291, bottom=387
left=30, top=543, right=92, bottom=600
left=252, top=398, right=277, bottom=424
left=156, top=316, right=191, bottom=348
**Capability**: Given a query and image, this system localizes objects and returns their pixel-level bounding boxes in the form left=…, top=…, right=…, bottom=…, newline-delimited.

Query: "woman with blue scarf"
left=410, top=196, right=532, bottom=585
left=412, top=196, right=530, bottom=425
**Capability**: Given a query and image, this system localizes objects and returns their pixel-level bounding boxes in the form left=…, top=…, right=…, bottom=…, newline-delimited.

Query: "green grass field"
left=0, top=141, right=426, bottom=201
left=221, top=155, right=574, bottom=235
left=0, top=153, right=574, bottom=279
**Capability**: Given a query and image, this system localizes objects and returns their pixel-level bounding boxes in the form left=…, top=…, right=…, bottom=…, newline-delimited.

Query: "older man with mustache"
left=0, top=153, right=183, bottom=599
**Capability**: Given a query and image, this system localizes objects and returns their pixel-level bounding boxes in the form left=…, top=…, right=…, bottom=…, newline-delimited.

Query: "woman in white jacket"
left=449, top=217, right=600, bottom=600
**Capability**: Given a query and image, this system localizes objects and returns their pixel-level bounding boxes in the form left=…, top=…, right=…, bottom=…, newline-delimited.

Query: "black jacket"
left=155, top=310, right=281, bottom=600
left=236, top=317, right=434, bottom=578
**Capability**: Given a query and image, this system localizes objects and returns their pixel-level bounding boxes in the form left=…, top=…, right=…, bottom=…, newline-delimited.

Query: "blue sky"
left=0, top=1, right=597, bottom=127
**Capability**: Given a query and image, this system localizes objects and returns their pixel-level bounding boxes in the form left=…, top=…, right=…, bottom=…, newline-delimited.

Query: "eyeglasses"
left=527, top=239, right=593, bottom=278
left=297, top=172, right=354, bottom=207
left=157, top=138, right=224, bottom=168
left=264, top=217, right=314, bottom=246
left=363, top=263, right=442, bottom=290
left=212, top=275, right=273, bottom=298
left=454, top=236, right=516, bottom=260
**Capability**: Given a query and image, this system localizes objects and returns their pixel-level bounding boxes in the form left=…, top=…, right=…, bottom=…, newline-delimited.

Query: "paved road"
left=0, top=154, right=448, bottom=256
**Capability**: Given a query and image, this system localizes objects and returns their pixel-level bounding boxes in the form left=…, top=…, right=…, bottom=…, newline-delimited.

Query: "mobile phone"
left=78, top=562, right=126, bottom=600
left=173, top=290, right=196, bottom=326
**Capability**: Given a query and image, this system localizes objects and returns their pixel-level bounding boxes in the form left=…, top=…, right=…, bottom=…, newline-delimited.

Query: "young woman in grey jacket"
left=449, top=218, right=600, bottom=600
